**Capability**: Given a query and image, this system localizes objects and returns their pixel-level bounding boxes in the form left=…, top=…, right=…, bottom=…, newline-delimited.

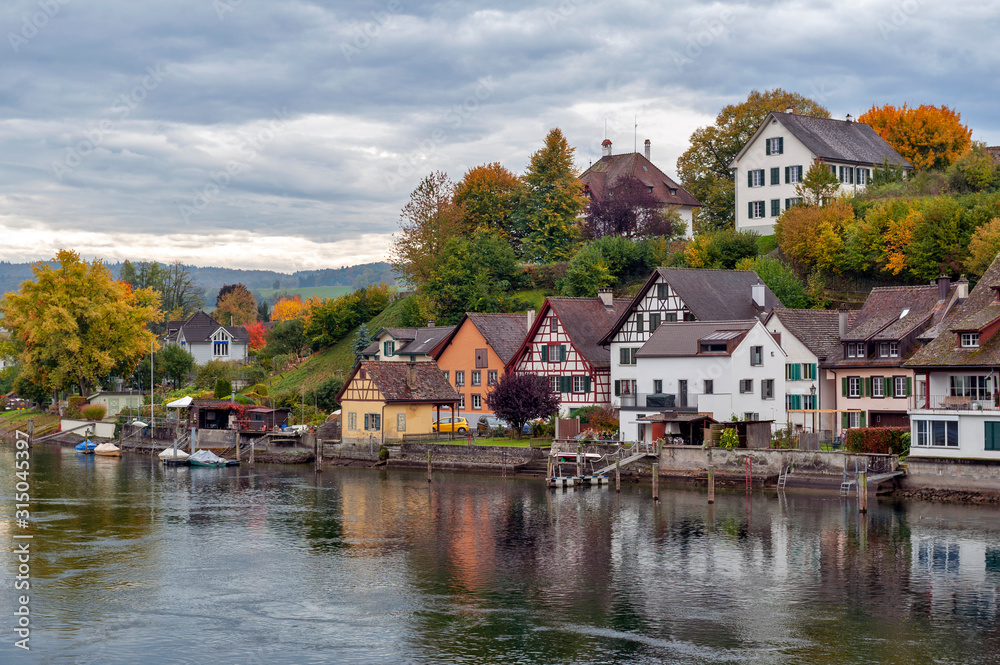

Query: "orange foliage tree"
left=272, top=295, right=308, bottom=322
left=858, top=103, right=972, bottom=171
left=453, top=162, right=525, bottom=239
left=774, top=199, right=855, bottom=273
left=244, top=321, right=267, bottom=349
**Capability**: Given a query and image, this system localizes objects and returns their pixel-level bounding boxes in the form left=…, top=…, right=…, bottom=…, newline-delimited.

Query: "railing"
left=918, top=394, right=999, bottom=411
left=618, top=393, right=681, bottom=409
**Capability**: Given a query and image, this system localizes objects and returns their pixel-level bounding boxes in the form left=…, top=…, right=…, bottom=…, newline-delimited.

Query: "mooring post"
left=652, top=462, right=659, bottom=502
left=576, top=445, right=582, bottom=478
left=314, top=434, right=321, bottom=472
left=708, top=465, right=715, bottom=504
left=235, top=432, right=241, bottom=463
left=546, top=454, right=553, bottom=487
left=858, top=471, right=868, bottom=513
left=427, top=450, right=432, bottom=483
left=249, top=439, right=255, bottom=467
left=27, top=418, right=33, bottom=447
left=615, top=459, right=621, bottom=493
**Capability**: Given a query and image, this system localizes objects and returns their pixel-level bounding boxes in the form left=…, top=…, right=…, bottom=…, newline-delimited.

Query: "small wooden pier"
left=546, top=448, right=657, bottom=489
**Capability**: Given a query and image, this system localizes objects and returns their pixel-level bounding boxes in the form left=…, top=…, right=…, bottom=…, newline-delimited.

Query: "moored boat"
left=159, top=447, right=190, bottom=465
left=94, top=442, right=121, bottom=457
left=188, top=449, right=237, bottom=467
left=75, top=439, right=97, bottom=454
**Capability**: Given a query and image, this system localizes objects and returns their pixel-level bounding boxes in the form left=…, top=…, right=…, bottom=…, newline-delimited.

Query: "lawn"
left=258, top=286, right=353, bottom=301
left=0, top=410, right=60, bottom=439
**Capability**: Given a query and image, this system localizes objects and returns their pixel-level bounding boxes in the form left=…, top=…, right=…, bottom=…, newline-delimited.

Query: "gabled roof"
left=433, top=313, right=529, bottom=365
left=599, top=268, right=783, bottom=345
left=731, top=112, right=913, bottom=169
left=842, top=285, right=950, bottom=342
left=374, top=326, right=456, bottom=356
left=636, top=320, right=757, bottom=357
left=338, top=361, right=459, bottom=404
left=166, top=311, right=249, bottom=344
left=766, top=308, right=856, bottom=359
left=579, top=151, right=701, bottom=207
left=511, top=297, right=630, bottom=370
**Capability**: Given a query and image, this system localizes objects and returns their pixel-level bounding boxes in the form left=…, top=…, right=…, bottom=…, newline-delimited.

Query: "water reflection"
left=1, top=447, right=1000, bottom=664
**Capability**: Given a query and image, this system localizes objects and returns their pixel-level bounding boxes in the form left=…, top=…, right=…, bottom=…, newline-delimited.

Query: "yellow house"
left=337, top=361, right=459, bottom=444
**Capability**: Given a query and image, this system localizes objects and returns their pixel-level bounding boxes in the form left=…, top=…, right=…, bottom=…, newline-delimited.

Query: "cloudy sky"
left=1, top=0, right=996, bottom=273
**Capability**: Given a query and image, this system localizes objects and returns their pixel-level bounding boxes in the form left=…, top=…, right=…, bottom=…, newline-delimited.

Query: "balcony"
left=618, top=393, right=680, bottom=409
left=916, top=394, right=999, bottom=411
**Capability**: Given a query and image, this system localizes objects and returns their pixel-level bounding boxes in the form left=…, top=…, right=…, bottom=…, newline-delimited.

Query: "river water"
left=2, top=445, right=1000, bottom=664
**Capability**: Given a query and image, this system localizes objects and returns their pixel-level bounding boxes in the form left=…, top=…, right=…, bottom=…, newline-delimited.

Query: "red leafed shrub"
left=844, top=426, right=909, bottom=455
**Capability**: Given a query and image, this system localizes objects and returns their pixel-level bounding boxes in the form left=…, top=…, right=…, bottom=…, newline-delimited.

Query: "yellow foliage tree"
left=774, top=199, right=855, bottom=273
left=453, top=162, right=525, bottom=238
left=272, top=295, right=308, bottom=321
left=0, top=250, right=162, bottom=396
left=858, top=103, right=972, bottom=171
left=966, top=218, right=1000, bottom=276
left=213, top=285, right=257, bottom=326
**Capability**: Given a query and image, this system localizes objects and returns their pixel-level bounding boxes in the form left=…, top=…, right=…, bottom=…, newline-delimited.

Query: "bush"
left=378, top=446, right=389, bottom=461
left=720, top=428, right=739, bottom=450
left=214, top=378, right=233, bottom=399
left=67, top=396, right=87, bottom=417
left=80, top=404, right=107, bottom=421
left=313, top=376, right=344, bottom=412
left=195, top=360, right=237, bottom=390
left=844, top=426, right=909, bottom=455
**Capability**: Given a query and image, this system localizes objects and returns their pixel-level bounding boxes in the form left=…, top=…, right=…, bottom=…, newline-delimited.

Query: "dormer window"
left=211, top=330, right=231, bottom=357
left=961, top=332, right=980, bottom=348
left=879, top=342, right=899, bottom=358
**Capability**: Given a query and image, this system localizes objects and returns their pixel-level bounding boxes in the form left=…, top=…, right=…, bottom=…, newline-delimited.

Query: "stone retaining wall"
left=903, top=457, right=1000, bottom=492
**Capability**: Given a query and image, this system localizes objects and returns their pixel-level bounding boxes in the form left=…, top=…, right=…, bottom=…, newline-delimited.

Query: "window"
left=914, top=419, right=959, bottom=447
left=784, top=197, right=803, bottom=209
left=748, top=200, right=765, bottom=219
left=748, top=169, right=765, bottom=187
left=889, top=342, right=898, bottom=357
left=785, top=165, right=803, bottom=183
left=442, top=370, right=449, bottom=383
left=838, top=165, right=854, bottom=184
left=770, top=167, right=780, bottom=185
left=364, top=413, right=381, bottom=431
left=550, top=376, right=560, bottom=393
left=636, top=314, right=644, bottom=334
left=961, top=332, right=980, bottom=348
left=847, top=411, right=860, bottom=429
left=744, top=412, right=759, bottom=421
left=848, top=377, right=861, bottom=398
left=750, top=346, right=763, bottom=366
left=384, top=340, right=394, bottom=357
left=397, top=413, right=406, bottom=432
left=985, top=422, right=1000, bottom=451
left=785, top=363, right=800, bottom=380
left=619, top=347, right=638, bottom=365
left=704, top=380, right=714, bottom=395
left=803, top=394, right=817, bottom=410
left=650, top=313, right=661, bottom=332
left=856, top=167, right=870, bottom=186
left=847, top=342, right=864, bottom=358
left=872, top=376, right=884, bottom=398
left=879, top=342, right=889, bottom=357
left=614, top=379, right=637, bottom=396
left=472, top=394, right=481, bottom=410
left=653, top=379, right=663, bottom=394
left=549, top=316, right=558, bottom=332
left=544, top=344, right=565, bottom=363
left=665, top=313, right=677, bottom=322
left=951, top=375, right=989, bottom=399
left=471, top=371, right=481, bottom=386
left=802, top=363, right=816, bottom=380
left=572, top=376, right=588, bottom=393
left=894, top=376, right=909, bottom=398
left=455, top=371, right=465, bottom=386
left=657, top=283, right=669, bottom=299
left=348, top=412, right=357, bottom=430
left=701, top=342, right=727, bottom=353
left=771, top=199, right=781, bottom=217
left=487, top=370, right=498, bottom=386
left=761, top=379, right=774, bottom=400
left=740, top=379, right=753, bottom=393
left=458, top=393, right=465, bottom=409
left=766, top=137, right=783, bottom=155
left=213, top=340, right=229, bottom=357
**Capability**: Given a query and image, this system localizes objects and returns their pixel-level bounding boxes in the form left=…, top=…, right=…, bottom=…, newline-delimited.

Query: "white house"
left=623, top=319, right=786, bottom=441
left=361, top=325, right=456, bottom=363
left=599, top=267, right=783, bottom=420
left=164, top=311, right=249, bottom=365
left=731, top=111, right=912, bottom=235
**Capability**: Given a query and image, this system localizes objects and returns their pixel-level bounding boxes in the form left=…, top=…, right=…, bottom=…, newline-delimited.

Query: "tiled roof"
left=467, top=313, right=529, bottom=365
left=377, top=326, right=456, bottom=356
left=167, top=311, right=249, bottom=344
left=842, top=285, right=949, bottom=341
left=547, top=297, right=630, bottom=368
left=636, top=320, right=756, bottom=357
left=768, top=308, right=856, bottom=359
left=579, top=151, right=701, bottom=207
left=356, top=361, right=459, bottom=403
left=771, top=113, right=912, bottom=168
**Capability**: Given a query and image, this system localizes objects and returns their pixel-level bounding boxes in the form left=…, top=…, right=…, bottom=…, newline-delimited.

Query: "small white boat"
left=93, top=442, right=121, bottom=457
left=159, top=448, right=190, bottom=461
left=189, top=449, right=234, bottom=467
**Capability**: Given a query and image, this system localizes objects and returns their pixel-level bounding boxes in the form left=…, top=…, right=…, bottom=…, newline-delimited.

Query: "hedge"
left=844, top=426, right=909, bottom=455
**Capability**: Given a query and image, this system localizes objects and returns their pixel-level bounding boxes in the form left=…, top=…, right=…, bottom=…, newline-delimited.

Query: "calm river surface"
left=2, top=445, right=1000, bottom=664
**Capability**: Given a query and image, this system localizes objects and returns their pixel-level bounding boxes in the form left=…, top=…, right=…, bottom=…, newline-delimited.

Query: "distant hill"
left=0, top=260, right=397, bottom=301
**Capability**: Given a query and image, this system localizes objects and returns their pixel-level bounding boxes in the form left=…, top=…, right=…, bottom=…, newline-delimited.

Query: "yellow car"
left=433, top=417, right=469, bottom=433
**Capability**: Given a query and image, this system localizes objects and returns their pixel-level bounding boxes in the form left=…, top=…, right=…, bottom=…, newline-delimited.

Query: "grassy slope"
left=258, top=286, right=352, bottom=301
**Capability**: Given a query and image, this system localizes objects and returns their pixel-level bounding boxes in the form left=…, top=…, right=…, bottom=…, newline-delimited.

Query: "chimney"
left=601, top=138, right=612, bottom=158
left=644, top=139, right=651, bottom=161
left=406, top=362, right=418, bottom=391
left=526, top=308, right=535, bottom=329
left=957, top=274, right=969, bottom=299
left=597, top=289, right=613, bottom=309
left=937, top=274, right=951, bottom=301
left=846, top=113, right=853, bottom=123
left=839, top=303, right=849, bottom=338
left=785, top=107, right=793, bottom=114
left=751, top=282, right=766, bottom=309
left=427, top=320, right=435, bottom=328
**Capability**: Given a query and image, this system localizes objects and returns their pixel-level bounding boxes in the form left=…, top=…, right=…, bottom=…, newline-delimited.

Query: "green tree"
left=734, top=256, right=809, bottom=308
left=160, top=344, right=196, bottom=389
left=304, top=284, right=392, bottom=349
left=796, top=158, right=842, bottom=205
left=1, top=250, right=162, bottom=396
left=677, top=89, right=830, bottom=231
left=119, top=260, right=204, bottom=330
left=561, top=244, right=614, bottom=297
left=389, top=171, right=462, bottom=287
left=313, top=376, right=344, bottom=412
left=214, top=377, right=233, bottom=399
left=266, top=318, right=310, bottom=358
left=965, top=217, right=1000, bottom=276
left=353, top=323, right=371, bottom=366
left=454, top=162, right=526, bottom=241
left=521, top=128, right=586, bottom=262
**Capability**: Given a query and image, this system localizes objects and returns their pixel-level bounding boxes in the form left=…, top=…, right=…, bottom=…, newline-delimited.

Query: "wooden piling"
left=615, top=459, right=621, bottom=493
left=427, top=450, right=432, bottom=483
left=27, top=418, right=34, bottom=447
left=235, top=432, right=241, bottom=464
left=652, top=462, right=659, bottom=502
left=576, top=445, right=582, bottom=479
left=858, top=472, right=868, bottom=513
left=249, top=440, right=255, bottom=468
left=314, top=435, right=322, bottom=472
left=707, top=465, right=715, bottom=504
left=546, top=455, right=553, bottom=487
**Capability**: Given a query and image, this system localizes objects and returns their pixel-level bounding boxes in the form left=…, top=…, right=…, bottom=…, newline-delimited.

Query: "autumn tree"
left=677, top=89, right=830, bottom=231
left=389, top=171, right=462, bottom=287
left=214, top=283, right=258, bottom=326
left=521, top=128, right=586, bottom=262
left=453, top=162, right=526, bottom=240
left=858, top=103, right=972, bottom=171
left=272, top=295, right=308, bottom=322
left=965, top=217, right=1000, bottom=276
left=245, top=321, right=268, bottom=350
left=304, top=283, right=392, bottom=349
left=584, top=176, right=678, bottom=239
left=1, top=250, right=162, bottom=396
left=734, top=256, right=809, bottom=308
left=485, top=372, right=561, bottom=439
left=775, top=198, right=855, bottom=273
left=683, top=229, right=760, bottom=269
left=796, top=158, right=842, bottom=205
left=119, top=260, right=204, bottom=328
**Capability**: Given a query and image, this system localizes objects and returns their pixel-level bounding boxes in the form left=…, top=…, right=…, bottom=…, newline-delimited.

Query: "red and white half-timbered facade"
left=507, top=295, right=628, bottom=416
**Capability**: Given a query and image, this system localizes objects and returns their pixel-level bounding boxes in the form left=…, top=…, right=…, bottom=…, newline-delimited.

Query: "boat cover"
left=94, top=443, right=120, bottom=454
left=159, top=448, right=190, bottom=460
left=189, top=449, right=226, bottom=464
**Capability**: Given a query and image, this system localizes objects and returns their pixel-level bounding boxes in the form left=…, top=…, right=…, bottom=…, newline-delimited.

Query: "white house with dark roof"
left=362, top=325, right=456, bottom=363
left=164, top=311, right=249, bottom=365
left=732, top=111, right=912, bottom=235
left=579, top=139, right=701, bottom=238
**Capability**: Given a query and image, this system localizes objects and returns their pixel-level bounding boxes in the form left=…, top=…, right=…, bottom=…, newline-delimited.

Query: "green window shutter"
left=793, top=364, right=801, bottom=381
left=541, top=345, right=548, bottom=362
left=771, top=167, right=780, bottom=185
left=849, top=167, right=855, bottom=184
left=785, top=198, right=790, bottom=209
left=859, top=412, right=866, bottom=428
left=614, top=380, right=621, bottom=396
left=986, top=423, right=994, bottom=451
left=765, top=140, right=771, bottom=156
left=884, top=377, right=892, bottom=398
left=906, top=377, right=912, bottom=397
left=842, top=412, right=849, bottom=429
left=792, top=394, right=801, bottom=410
left=771, top=199, right=780, bottom=217
left=559, top=345, right=567, bottom=362
left=785, top=166, right=790, bottom=183
left=748, top=201, right=754, bottom=218
left=747, top=170, right=753, bottom=187
left=560, top=376, right=571, bottom=393
left=583, top=376, right=591, bottom=393
left=842, top=377, right=848, bottom=396
left=777, top=137, right=783, bottom=154
left=811, top=363, right=818, bottom=380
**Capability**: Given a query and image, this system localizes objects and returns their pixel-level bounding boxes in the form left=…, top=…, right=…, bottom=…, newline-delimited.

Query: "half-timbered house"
left=336, top=361, right=459, bottom=444
left=507, top=293, right=629, bottom=416
left=599, top=267, right=783, bottom=412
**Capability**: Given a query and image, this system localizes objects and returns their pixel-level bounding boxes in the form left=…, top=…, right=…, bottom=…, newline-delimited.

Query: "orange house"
left=431, top=313, right=531, bottom=420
